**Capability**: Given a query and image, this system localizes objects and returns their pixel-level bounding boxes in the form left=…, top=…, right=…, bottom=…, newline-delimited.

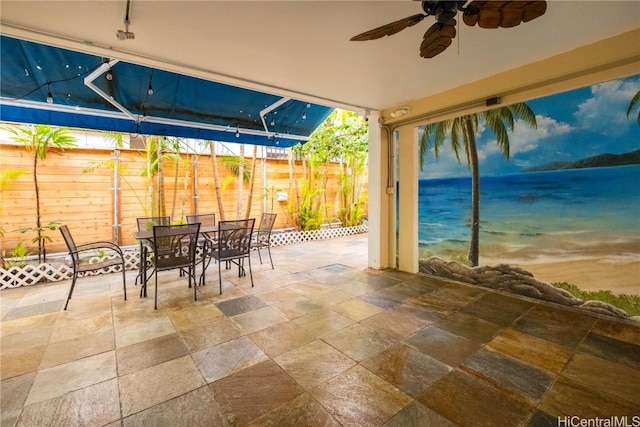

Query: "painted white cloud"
left=419, top=112, right=575, bottom=178
left=477, top=114, right=572, bottom=158
left=574, top=78, right=639, bottom=135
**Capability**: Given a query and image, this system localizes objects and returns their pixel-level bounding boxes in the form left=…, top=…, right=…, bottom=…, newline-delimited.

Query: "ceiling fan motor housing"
left=423, top=1, right=468, bottom=22
left=352, top=0, right=547, bottom=58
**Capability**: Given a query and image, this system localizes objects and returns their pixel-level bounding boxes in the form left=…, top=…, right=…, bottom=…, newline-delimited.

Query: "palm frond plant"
left=627, top=90, right=640, bottom=125
left=4, top=124, right=76, bottom=262
left=419, top=103, right=537, bottom=266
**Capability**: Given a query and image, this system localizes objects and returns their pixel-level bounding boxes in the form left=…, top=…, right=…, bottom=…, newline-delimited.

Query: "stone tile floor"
left=1, top=234, right=639, bottom=426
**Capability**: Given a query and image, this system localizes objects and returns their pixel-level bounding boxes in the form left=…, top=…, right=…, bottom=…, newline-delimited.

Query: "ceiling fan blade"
left=420, top=20, right=457, bottom=58
left=462, top=1, right=546, bottom=28
left=499, top=7, right=525, bottom=28
left=521, top=1, right=547, bottom=22
left=350, top=14, right=427, bottom=41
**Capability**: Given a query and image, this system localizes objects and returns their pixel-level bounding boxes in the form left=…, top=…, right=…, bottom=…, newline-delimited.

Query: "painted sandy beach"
left=419, top=165, right=640, bottom=295
left=480, top=240, right=640, bottom=295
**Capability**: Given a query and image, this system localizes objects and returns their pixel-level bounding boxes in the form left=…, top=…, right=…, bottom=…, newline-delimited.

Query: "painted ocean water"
left=418, top=164, right=640, bottom=262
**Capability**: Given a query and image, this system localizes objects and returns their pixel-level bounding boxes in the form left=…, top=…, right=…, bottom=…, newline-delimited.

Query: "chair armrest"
left=74, top=241, right=124, bottom=255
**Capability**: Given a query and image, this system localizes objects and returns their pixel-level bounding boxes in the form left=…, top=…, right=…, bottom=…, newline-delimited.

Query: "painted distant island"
left=525, top=149, right=640, bottom=172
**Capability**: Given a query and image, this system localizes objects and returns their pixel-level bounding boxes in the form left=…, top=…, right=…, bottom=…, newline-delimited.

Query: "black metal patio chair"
left=59, top=224, right=126, bottom=310
left=144, top=223, right=200, bottom=309
left=251, top=212, right=277, bottom=269
left=209, top=218, right=255, bottom=294
left=186, top=213, right=217, bottom=285
left=135, top=216, right=171, bottom=288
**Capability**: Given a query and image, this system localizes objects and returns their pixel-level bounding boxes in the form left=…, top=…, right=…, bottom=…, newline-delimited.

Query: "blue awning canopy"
left=0, top=35, right=333, bottom=147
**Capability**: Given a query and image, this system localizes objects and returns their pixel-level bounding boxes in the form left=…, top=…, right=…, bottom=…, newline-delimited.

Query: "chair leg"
left=141, top=249, right=149, bottom=298
left=63, top=273, right=79, bottom=310
left=237, top=259, right=245, bottom=278
left=199, top=244, right=212, bottom=286
left=200, top=250, right=206, bottom=286
left=154, top=273, right=159, bottom=310
left=135, top=242, right=145, bottom=286
left=218, top=260, right=223, bottom=295
left=247, top=255, right=254, bottom=288
left=257, top=246, right=263, bottom=264
left=140, top=267, right=148, bottom=298
left=193, top=262, right=198, bottom=301
left=267, top=245, right=274, bottom=269
left=121, top=261, right=127, bottom=301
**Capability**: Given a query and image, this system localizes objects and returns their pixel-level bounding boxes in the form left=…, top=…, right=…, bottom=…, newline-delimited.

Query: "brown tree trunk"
left=237, top=144, right=245, bottom=220
left=288, top=148, right=300, bottom=227
left=33, top=153, right=43, bottom=263
left=245, top=145, right=258, bottom=219
left=464, top=116, right=480, bottom=267
left=156, top=138, right=166, bottom=217
left=171, top=152, right=179, bottom=220
left=210, top=141, right=225, bottom=221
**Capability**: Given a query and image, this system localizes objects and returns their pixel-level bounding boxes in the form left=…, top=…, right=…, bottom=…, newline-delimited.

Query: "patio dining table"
left=133, top=224, right=219, bottom=296
left=133, top=223, right=243, bottom=296
left=133, top=224, right=218, bottom=241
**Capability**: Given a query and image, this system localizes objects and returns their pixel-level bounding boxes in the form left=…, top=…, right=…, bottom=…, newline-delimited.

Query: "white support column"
left=397, top=125, right=419, bottom=273
left=367, top=111, right=390, bottom=270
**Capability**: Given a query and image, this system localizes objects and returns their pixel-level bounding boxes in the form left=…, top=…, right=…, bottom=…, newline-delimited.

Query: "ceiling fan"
left=350, top=0, right=547, bottom=58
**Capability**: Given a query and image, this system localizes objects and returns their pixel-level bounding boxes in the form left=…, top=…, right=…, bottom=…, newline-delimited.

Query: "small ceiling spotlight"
left=147, top=73, right=153, bottom=96
left=302, top=112, right=307, bottom=120
left=306, top=102, right=311, bottom=108
left=106, top=70, right=113, bottom=81
left=46, top=83, right=53, bottom=104
left=116, top=30, right=135, bottom=40
left=389, top=107, right=410, bottom=118
left=235, top=126, right=240, bottom=138
left=270, top=117, right=275, bottom=127
left=116, top=0, right=135, bottom=41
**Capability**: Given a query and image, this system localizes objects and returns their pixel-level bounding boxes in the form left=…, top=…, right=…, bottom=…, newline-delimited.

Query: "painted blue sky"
left=419, top=74, right=640, bottom=179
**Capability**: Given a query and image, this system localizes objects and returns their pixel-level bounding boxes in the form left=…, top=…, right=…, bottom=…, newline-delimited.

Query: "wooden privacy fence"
left=0, top=143, right=368, bottom=255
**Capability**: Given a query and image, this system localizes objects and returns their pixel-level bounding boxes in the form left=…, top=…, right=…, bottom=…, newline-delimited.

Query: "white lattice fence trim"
left=1, top=225, right=368, bottom=288
left=0, top=264, right=73, bottom=289
left=1, top=249, right=140, bottom=289
left=270, top=224, right=368, bottom=247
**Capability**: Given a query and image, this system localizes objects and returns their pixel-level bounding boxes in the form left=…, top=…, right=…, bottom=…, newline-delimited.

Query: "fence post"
left=192, top=155, right=199, bottom=214
left=112, top=148, right=120, bottom=244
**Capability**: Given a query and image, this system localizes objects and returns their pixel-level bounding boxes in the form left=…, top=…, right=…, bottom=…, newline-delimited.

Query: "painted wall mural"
left=418, top=74, right=640, bottom=295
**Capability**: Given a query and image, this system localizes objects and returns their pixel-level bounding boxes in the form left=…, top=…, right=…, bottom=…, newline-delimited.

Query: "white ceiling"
left=1, top=1, right=639, bottom=113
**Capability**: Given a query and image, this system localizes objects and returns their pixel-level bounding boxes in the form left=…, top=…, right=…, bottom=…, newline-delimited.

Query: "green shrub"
left=450, top=252, right=472, bottom=266
left=3, top=240, right=33, bottom=268
left=553, top=282, right=640, bottom=316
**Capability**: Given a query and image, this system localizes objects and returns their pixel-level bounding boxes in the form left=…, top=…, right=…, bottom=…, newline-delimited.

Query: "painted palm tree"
left=627, top=90, right=640, bottom=124
left=419, top=103, right=537, bottom=266
left=5, top=124, right=76, bottom=262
